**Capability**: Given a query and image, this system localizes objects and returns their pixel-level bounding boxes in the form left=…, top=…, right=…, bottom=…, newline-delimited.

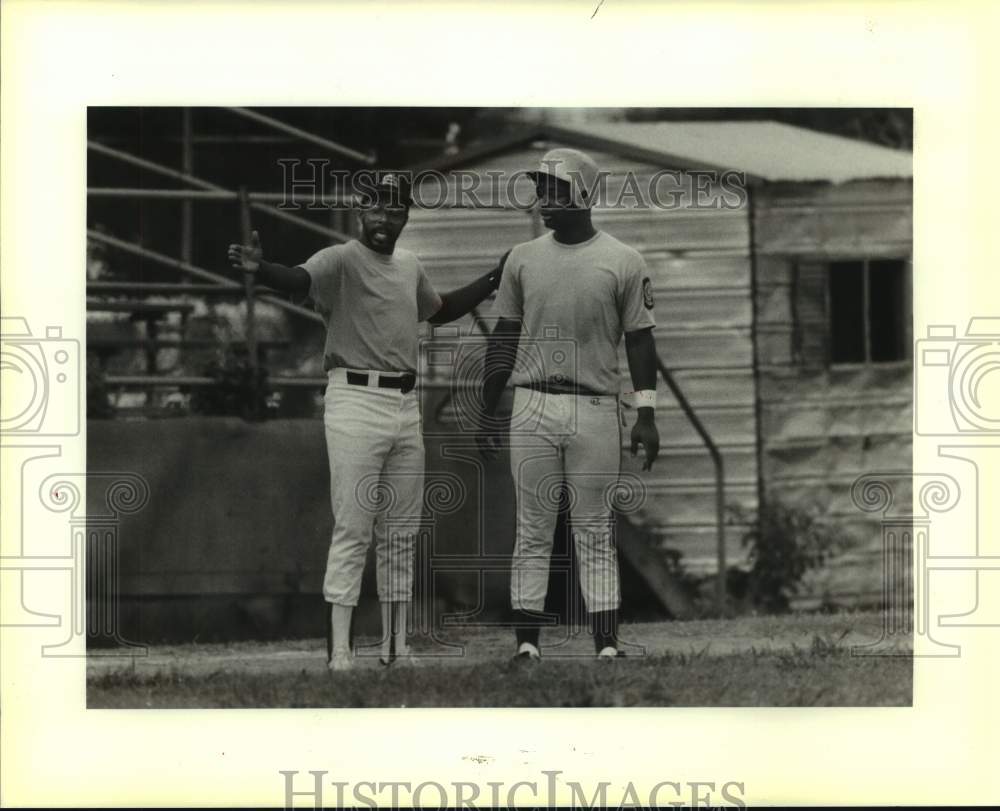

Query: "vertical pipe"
left=181, top=109, right=194, bottom=264
left=746, top=184, right=767, bottom=612
left=656, top=360, right=726, bottom=616
left=238, top=187, right=259, bottom=416
left=714, top=454, right=726, bottom=614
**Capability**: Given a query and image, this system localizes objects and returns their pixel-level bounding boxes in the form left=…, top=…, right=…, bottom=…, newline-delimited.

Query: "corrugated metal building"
left=399, top=121, right=912, bottom=606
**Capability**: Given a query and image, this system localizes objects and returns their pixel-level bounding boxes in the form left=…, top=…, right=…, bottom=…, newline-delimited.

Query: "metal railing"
left=225, top=107, right=376, bottom=165
left=655, top=357, right=727, bottom=614
left=88, top=141, right=352, bottom=243
left=86, top=228, right=323, bottom=324
left=88, top=132, right=342, bottom=407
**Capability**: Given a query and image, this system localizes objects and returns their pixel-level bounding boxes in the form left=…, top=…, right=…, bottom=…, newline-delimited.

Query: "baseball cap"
left=528, top=148, right=601, bottom=208
left=357, top=170, right=414, bottom=207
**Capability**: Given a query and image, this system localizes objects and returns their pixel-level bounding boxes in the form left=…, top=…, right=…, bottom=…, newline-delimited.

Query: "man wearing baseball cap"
left=228, top=170, right=506, bottom=671
left=478, top=148, right=661, bottom=661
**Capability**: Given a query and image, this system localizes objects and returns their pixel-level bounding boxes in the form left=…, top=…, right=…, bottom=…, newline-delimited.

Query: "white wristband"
left=634, top=390, right=656, bottom=409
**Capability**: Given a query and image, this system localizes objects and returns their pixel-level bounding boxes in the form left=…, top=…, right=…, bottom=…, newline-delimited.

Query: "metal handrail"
left=225, top=107, right=376, bottom=165
left=89, top=189, right=238, bottom=201
left=88, top=116, right=355, bottom=404
left=655, top=356, right=727, bottom=614
left=88, top=281, right=246, bottom=295
left=87, top=188, right=354, bottom=206
left=87, top=141, right=352, bottom=243
left=88, top=140, right=218, bottom=189
left=86, top=187, right=538, bottom=212
left=87, top=229, right=323, bottom=325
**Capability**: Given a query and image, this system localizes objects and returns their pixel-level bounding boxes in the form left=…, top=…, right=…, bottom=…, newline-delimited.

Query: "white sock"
left=330, top=603, right=353, bottom=657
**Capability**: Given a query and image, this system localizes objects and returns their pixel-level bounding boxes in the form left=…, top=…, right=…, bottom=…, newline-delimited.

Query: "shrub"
left=728, top=501, right=852, bottom=613
left=189, top=349, right=270, bottom=420
left=86, top=360, right=116, bottom=419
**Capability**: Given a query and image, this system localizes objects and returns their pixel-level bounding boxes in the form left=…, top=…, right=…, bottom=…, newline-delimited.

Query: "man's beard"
left=363, top=223, right=397, bottom=252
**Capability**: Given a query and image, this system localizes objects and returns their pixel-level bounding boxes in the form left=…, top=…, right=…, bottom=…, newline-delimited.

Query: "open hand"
left=489, top=248, right=512, bottom=291
left=228, top=230, right=263, bottom=273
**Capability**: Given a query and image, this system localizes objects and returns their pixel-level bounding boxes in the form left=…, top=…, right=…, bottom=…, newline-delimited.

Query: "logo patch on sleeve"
left=641, top=277, right=654, bottom=310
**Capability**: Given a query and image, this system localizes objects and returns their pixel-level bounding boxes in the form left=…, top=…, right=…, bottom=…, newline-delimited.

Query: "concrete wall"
left=88, top=413, right=668, bottom=643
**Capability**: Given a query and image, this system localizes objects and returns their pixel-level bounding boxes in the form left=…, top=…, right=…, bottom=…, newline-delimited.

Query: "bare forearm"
left=429, top=269, right=499, bottom=325
left=481, top=318, right=521, bottom=417
left=482, top=346, right=514, bottom=417
left=429, top=263, right=505, bottom=325
left=256, top=260, right=311, bottom=300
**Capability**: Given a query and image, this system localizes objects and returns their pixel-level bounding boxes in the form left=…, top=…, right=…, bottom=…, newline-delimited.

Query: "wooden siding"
left=753, top=179, right=913, bottom=607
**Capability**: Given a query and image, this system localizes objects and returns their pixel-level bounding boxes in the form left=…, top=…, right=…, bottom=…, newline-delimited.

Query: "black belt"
left=346, top=370, right=416, bottom=394
left=518, top=381, right=615, bottom=397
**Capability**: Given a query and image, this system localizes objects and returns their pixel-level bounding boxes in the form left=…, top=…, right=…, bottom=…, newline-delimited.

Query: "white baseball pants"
left=508, top=387, right=623, bottom=613
left=322, top=371, right=424, bottom=606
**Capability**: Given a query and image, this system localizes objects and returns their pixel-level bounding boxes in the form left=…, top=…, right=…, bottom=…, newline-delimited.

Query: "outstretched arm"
left=624, top=326, right=660, bottom=471
left=428, top=250, right=510, bottom=325
left=227, top=230, right=310, bottom=300
left=476, top=316, right=522, bottom=459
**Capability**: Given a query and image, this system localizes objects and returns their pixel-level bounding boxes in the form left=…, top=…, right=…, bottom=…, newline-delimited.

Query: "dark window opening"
left=869, top=260, right=907, bottom=361
left=829, top=261, right=865, bottom=363
left=827, top=258, right=909, bottom=364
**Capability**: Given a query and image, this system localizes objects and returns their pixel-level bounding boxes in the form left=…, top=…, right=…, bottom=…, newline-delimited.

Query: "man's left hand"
left=630, top=410, right=660, bottom=471
left=491, top=248, right=512, bottom=290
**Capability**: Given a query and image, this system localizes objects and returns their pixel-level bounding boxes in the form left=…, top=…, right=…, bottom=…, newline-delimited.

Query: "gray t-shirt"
left=491, top=230, right=656, bottom=394
left=300, top=240, right=440, bottom=374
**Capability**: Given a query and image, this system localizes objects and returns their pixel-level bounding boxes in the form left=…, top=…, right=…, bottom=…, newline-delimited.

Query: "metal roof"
left=567, top=121, right=912, bottom=184
left=417, top=120, right=912, bottom=185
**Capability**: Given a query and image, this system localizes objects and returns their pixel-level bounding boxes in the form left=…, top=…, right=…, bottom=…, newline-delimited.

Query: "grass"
left=88, top=631, right=911, bottom=708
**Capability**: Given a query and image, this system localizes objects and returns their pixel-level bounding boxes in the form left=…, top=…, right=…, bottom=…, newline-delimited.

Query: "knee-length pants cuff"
left=321, top=377, right=424, bottom=608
